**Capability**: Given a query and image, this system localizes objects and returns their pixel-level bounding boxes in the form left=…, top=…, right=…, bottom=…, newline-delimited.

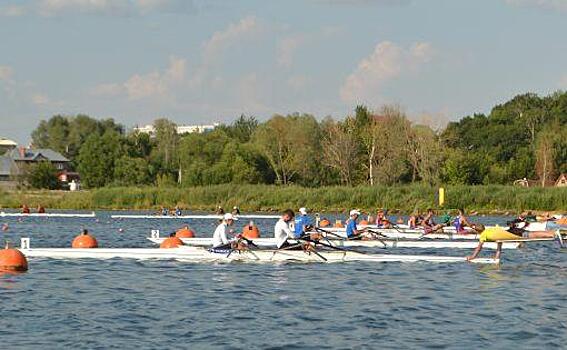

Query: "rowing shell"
left=319, top=229, right=481, bottom=240
left=17, top=246, right=498, bottom=264
left=0, top=211, right=96, bottom=218
left=146, top=237, right=519, bottom=250
left=110, top=214, right=280, bottom=220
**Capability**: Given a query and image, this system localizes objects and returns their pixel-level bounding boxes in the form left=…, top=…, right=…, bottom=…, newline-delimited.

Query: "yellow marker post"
left=438, top=187, right=445, bottom=207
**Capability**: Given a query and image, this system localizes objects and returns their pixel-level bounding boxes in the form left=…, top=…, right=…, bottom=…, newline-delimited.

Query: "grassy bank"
left=0, top=184, right=565, bottom=214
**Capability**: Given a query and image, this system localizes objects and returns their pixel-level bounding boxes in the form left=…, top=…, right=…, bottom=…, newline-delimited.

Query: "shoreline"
left=1, top=184, right=565, bottom=215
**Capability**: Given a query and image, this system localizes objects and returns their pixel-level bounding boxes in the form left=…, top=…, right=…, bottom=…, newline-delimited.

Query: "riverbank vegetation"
left=1, top=185, right=565, bottom=213
left=26, top=91, right=567, bottom=190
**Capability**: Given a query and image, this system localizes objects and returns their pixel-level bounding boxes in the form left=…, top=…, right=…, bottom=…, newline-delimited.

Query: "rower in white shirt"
left=212, top=213, right=238, bottom=249
left=274, top=209, right=300, bottom=249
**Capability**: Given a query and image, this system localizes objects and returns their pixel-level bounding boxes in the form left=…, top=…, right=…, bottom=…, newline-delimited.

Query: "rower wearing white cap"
left=346, top=209, right=367, bottom=239
left=212, top=213, right=238, bottom=249
left=275, top=209, right=298, bottom=249
left=294, top=207, right=312, bottom=237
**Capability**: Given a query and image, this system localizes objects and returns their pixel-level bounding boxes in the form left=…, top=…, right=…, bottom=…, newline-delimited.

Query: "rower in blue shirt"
left=294, top=207, right=312, bottom=237
left=346, top=209, right=367, bottom=239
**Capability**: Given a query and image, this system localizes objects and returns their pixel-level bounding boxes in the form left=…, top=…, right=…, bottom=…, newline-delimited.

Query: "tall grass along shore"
left=0, top=185, right=565, bottom=214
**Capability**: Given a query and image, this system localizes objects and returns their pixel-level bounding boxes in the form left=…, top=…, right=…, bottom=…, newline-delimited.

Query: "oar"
left=294, top=238, right=328, bottom=261
left=298, top=236, right=349, bottom=252
left=314, top=227, right=347, bottom=240
left=238, top=235, right=260, bottom=249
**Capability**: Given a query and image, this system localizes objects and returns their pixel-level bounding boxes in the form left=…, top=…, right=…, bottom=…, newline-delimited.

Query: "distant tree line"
left=29, top=91, right=567, bottom=189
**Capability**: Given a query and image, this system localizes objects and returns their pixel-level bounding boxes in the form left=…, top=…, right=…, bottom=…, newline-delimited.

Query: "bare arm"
left=466, top=241, right=484, bottom=260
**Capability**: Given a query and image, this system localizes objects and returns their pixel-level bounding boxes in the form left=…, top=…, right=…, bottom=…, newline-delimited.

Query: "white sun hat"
left=299, top=207, right=308, bottom=215
left=349, top=209, right=361, bottom=216
left=223, top=213, right=238, bottom=221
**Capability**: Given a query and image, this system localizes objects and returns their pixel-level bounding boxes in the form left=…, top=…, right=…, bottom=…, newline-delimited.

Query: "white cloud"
left=340, top=41, right=434, bottom=104
left=0, top=0, right=195, bottom=17
left=92, top=56, right=186, bottom=100
left=0, top=65, right=13, bottom=81
left=504, top=0, right=567, bottom=12
left=31, top=93, right=50, bottom=106
left=202, top=16, right=258, bottom=61
left=277, top=36, right=304, bottom=68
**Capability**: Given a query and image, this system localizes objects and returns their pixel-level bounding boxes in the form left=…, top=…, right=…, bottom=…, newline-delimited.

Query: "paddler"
left=467, top=223, right=563, bottom=260
left=294, top=207, right=313, bottom=237
left=212, top=213, right=238, bottom=249
left=346, top=209, right=368, bottom=239
left=422, top=209, right=444, bottom=234
left=453, top=208, right=473, bottom=234
left=274, top=209, right=299, bottom=249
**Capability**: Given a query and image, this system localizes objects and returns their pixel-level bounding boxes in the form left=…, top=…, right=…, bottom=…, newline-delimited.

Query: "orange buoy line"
left=0, top=242, right=28, bottom=272
left=160, top=236, right=184, bottom=249
left=72, top=229, right=98, bottom=249
left=242, top=221, right=261, bottom=239
left=175, top=226, right=196, bottom=238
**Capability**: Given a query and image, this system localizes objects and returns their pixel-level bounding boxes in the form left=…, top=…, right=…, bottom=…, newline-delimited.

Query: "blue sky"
left=1, top=0, right=566, bottom=144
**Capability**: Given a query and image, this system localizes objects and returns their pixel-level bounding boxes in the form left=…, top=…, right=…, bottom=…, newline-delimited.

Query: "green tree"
left=26, top=161, right=59, bottom=189
left=113, top=157, right=151, bottom=186
left=77, top=131, right=122, bottom=188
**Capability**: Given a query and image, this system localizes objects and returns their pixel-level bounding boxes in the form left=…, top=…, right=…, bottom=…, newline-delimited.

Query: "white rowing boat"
left=319, top=228, right=481, bottom=240
left=110, top=214, right=281, bottom=220
left=0, top=211, right=96, bottom=218
left=146, top=235, right=519, bottom=250
left=17, top=238, right=498, bottom=264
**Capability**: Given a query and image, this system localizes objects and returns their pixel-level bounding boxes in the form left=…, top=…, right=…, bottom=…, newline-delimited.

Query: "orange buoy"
left=0, top=244, right=28, bottom=272
left=319, top=219, right=330, bottom=227
left=160, top=236, right=184, bottom=249
left=557, top=217, right=567, bottom=225
left=242, top=223, right=261, bottom=239
left=72, top=230, right=98, bottom=249
left=175, top=227, right=196, bottom=238
left=359, top=220, right=369, bottom=226
left=334, top=220, right=344, bottom=228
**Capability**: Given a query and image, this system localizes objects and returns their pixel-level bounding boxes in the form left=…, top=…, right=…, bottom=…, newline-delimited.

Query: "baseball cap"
left=349, top=209, right=361, bottom=216
left=299, top=207, right=308, bottom=215
left=223, top=213, right=238, bottom=221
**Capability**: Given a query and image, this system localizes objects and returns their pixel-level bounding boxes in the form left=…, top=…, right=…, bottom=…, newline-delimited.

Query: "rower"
left=174, top=206, right=182, bottom=216
left=467, top=223, right=563, bottom=260
left=346, top=209, right=367, bottom=239
left=22, top=204, right=30, bottom=214
left=274, top=209, right=298, bottom=249
left=453, top=208, right=473, bottom=234
left=212, top=213, right=238, bottom=249
left=216, top=206, right=225, bottom=215
left=232, top=206, right=241, bottom=216
left=408, top=211, right=420, bottom=229
left=160, top=207, right=169, bottom=216
left=375, top=209, right=392, bottom=229
left=422, top=209, right=444, bottom=234
left=37, top=205, right=45, bottom=214
left=294, top=207, right=313, bottom=237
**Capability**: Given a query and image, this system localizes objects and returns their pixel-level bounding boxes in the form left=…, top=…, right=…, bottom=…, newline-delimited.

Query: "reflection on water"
left=0, top=212, right=566, bottom=349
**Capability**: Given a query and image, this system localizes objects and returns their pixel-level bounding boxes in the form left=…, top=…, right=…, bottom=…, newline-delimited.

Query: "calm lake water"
left=1, top=212, right=566, bottom=349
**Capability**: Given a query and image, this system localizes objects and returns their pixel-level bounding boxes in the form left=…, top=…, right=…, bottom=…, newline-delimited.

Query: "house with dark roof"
left=0, top=146, right=75, bottom=183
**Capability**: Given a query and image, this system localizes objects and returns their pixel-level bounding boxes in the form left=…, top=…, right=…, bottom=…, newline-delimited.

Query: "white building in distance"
left=134, top=123, right=220, bottom=136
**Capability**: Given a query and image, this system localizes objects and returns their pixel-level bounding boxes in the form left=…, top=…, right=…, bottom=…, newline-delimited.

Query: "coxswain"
left=294, top=207, right=313, bottom=237
left=274, top=209, right=299, bottom=249
left=453, top=209, right=473, bottom=234
left=37, top=205, right=45, bottom=214
left=346, top=209, right=368, bottom=239
left=212, top=213, right=238, bottom=249
left=232, top=206, right=241, bottom=216
left=22, top=204, right=30, bottom=214
left=467, top=223, right=563, bottom=260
